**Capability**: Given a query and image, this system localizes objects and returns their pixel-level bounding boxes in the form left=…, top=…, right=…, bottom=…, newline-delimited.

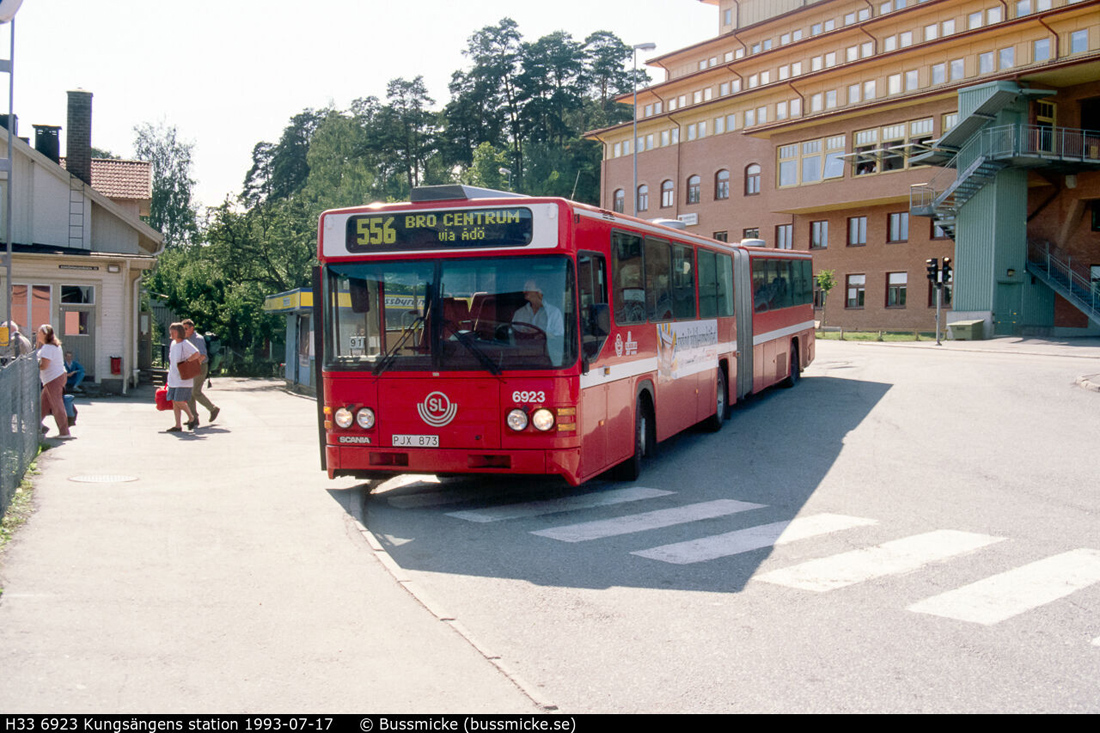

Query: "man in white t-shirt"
left=512, top=279, right=565, bottom=365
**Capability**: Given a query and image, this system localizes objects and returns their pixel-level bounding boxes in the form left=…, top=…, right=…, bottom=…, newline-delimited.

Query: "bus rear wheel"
left=703, top=367, right=727, bottom=432
left=614, top=396, right=651, bottom=481
left=782, top=343, right=801, bottom=388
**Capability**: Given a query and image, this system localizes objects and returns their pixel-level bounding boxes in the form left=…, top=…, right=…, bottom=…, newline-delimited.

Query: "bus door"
left=578, top=251, right=611, bottom=478
left=733, top=248, right=754, bottom=399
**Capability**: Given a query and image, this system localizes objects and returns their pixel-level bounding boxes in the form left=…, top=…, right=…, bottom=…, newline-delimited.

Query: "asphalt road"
left=363, top=339, right=1100, bottom=713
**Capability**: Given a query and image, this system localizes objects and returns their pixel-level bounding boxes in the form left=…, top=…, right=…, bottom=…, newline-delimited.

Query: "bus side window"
left=698, top=249, right=717, bottom=318
left=717, top=253, right=734, bottom=317
left=645, top=237, right=672, bottom=322
left=613, top=231, right=646, bottom=325
left=671, top=243, right=696, bottom=320
left=579, top=252, right=609, bottom=359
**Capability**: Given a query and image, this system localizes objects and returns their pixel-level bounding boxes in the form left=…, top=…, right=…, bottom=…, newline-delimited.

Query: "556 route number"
left=356, top=216, right=396, bottom=246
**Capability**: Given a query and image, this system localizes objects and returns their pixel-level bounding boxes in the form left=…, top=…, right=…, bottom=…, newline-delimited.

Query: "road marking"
left=755, top=530, right=1005, bottom=592
left=445, top=487, right=674, bottom=523
left=908, top=548, right=1100, bottom=625
left=631, top=513, right=877, bottom=565
left=531, top=499, right=766, bottom=543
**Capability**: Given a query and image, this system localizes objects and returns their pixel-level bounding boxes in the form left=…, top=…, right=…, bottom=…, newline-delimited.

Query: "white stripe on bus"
left=752, top=320, right=816, bottom=347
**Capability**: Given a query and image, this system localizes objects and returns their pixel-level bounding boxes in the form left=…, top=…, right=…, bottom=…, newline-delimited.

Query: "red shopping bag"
left=155, top=386, right=171, bottom=411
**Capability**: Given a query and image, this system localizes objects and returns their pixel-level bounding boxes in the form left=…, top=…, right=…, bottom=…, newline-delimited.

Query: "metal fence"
left=1, top=354, right=40, bottom=521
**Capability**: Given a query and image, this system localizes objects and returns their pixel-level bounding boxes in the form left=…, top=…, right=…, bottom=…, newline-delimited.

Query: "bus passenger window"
left=645, top=237, right=672, bottom=322
left=717, top=253, right=734, bottom=317
left=671, top=244, right=696, bottom=319
left=612, top=232, right=646, bottom=325
left=698, top=250, right=718, bottom=318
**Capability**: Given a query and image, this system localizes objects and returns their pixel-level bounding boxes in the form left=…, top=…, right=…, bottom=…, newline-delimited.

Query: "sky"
left=7, top=0, right=715, bottom=208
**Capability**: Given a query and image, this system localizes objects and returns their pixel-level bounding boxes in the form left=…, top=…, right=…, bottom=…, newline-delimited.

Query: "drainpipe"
left=1037, top=16, right=1059, bottom=60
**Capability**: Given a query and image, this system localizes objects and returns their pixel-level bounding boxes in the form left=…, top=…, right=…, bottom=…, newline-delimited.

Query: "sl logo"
left=417, top=391, right=457, bottom=427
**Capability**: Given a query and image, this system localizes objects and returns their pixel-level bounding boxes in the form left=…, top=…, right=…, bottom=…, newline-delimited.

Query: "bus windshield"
left=325, top=255, right=577, bottom=372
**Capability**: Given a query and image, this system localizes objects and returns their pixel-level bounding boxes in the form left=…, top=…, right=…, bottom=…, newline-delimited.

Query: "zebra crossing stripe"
left=755, top=529, right=1004, bottom=592
left=908, top=548, right=1100, bottom=625
left=446, top=487, right=674, bottom=523
left=531, top=499, right=766, bottom=543
left=631, top=513, right=877, bottom=565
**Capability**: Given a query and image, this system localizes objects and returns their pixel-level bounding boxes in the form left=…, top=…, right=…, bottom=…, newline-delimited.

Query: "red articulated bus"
left=314, top=185, right=814, bottom=486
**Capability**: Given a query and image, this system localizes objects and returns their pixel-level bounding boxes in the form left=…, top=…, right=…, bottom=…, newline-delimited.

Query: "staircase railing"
left=1027, top=240, right=1100, bottom=326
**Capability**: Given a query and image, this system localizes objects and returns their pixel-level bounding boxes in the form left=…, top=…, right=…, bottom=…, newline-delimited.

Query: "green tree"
left=133, top=122, right=198, bottom=246
left=815, top=269, right=836, bottom=329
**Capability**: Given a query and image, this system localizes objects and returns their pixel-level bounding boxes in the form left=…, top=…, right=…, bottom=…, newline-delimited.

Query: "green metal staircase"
left=1026, top=241, right=1100, bottom=328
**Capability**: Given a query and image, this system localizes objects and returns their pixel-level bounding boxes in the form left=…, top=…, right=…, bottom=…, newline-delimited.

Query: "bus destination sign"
left=345, top=207, right=533, bottom=252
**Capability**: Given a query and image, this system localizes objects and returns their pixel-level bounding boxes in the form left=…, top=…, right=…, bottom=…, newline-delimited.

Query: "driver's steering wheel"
left=495, top=322, right=546, bottom=344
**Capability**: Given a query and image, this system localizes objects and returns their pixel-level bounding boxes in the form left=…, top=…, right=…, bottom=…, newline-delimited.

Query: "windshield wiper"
left=454, top=330, right=502, bottom=376
left=372, top=314, right=426, bottom=376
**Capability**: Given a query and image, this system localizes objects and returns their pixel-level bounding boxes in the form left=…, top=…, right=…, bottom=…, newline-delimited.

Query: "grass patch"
left=817, top=330, right=938, bottom=342
left=0, top=450, right=42, bottom=562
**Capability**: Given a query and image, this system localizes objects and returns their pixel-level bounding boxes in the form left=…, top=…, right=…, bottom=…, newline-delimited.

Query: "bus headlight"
left=334, top=407, right=354, bottom=429
left=532, top=408, right=555, bottom=432
left=356, top=408, right=376, bottom=429
left=506, top=409, right=529, bottom=431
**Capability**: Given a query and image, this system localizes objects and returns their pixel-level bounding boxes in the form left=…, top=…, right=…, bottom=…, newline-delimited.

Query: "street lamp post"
left=632, top=42, right=656, bottom=217
left=498, top=167, right=512, bottom=192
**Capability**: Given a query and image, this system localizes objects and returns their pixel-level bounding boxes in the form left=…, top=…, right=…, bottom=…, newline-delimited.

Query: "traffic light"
left=941, top=257, right=952, bottom=283
left=926, top=258, right=939, bottom=283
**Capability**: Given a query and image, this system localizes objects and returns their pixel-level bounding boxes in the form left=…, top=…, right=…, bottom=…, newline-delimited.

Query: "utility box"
left=948, top=320, right=986, bottom=340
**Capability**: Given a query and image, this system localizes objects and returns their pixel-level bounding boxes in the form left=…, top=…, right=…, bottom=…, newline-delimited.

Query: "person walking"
left=183, top=319, right=220, bottom=426
left=36, top=325, right=72, bottom=439
left=167, top=322, right=200, bottom=433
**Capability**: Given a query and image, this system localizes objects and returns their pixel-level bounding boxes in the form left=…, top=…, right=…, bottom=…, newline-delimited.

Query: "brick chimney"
left=66, top=89, right=93, bottom=185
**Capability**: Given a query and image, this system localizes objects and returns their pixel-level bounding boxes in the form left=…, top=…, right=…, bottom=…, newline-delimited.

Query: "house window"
left=1034, top=38, right=1051, bottom=63
left=888, top=212, right=909, bottom=242
left=715, top=170, right=730, bottom=200
left=713, top=231, right=729, bottom=242
left=980, top=52, right=994, bottom=74
left=931, top=220, right=949, bottom=239
left=1000, top=47, right=1015, bottom=70
left=686, top=175, right=701, bottom=205
left=950, top=58, right=965, bottom=81
left=613, top=189, right=625, bottom=213
left=932, top=63, right=946, bottom=85
left=1070, top=30, right=1088, bottom=55
left=745, top=164, right=761, bottom=195
left=886, top=273, right=908, bottom=307
left=743, top=228, right=760, bottom=240
left=846, top=275, right=866, bottom=308
left=848, top=216, right=867, bottom=246
left=661, top=180, right=674, bottom=208
left=637, top=184, right=649, bottom=212
left=810, top=220, right=828, bottom=249
left=776, top=224, right=793, bottom=249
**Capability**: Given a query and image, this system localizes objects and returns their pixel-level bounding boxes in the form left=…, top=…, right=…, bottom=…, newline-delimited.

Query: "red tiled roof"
left=60, top=157, right=153, bottom=200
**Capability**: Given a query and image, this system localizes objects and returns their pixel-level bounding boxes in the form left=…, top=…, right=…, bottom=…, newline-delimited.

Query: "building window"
left=932, top=63, right=946, bottom=85
left=1000, top=47, right=1015, bottom=70
left=776, top=224, right=793, bottom=249
left=950, top=58, right=965, bottom=81
left=979, top=52, right=994, bottom=74
left=613, top=189, right=625, bottom=213
left=745, top=164, right=761, bottom=195
left=1034, top=38, right=1051, bottom=63
left=888, top=212, right=909, bottom=242
left=886, top=273, right=908, bottom=308
left=931, top=220, right=949, bottom=239
left=637, top=184, right=649, bottom=212
left=1070, top=30, right=1088, bottom=55
left=906, top=69, right=919, bottom=91
left=848, top=216, right=867, bottom=246
left=715, top=170, right=730, bottom=200
left=713, top=231, right=728, bottom=242
left=811, top=220, right=828, bottom=249
left=778, top=136, right=846, bottom=188
left=846, top=275, right=866, bottom=308
left=969, top=11, right=983, bottom=30
left=743, top=228, right=760, bottom=240
left=661, top=180, right=674, bottom=208
left=686, top=175, right=701, bottom=205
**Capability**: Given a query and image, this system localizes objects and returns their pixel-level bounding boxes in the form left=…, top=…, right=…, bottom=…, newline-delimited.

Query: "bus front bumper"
left=326, top=445, right=583, bottom=485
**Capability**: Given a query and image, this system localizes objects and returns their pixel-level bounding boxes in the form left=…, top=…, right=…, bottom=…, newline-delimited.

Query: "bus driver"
left=512, top=279, right=564, bottom=365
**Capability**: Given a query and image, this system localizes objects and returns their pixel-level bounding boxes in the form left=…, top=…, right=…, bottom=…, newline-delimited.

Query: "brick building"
left=587, top=0, right=1100, bottom=335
